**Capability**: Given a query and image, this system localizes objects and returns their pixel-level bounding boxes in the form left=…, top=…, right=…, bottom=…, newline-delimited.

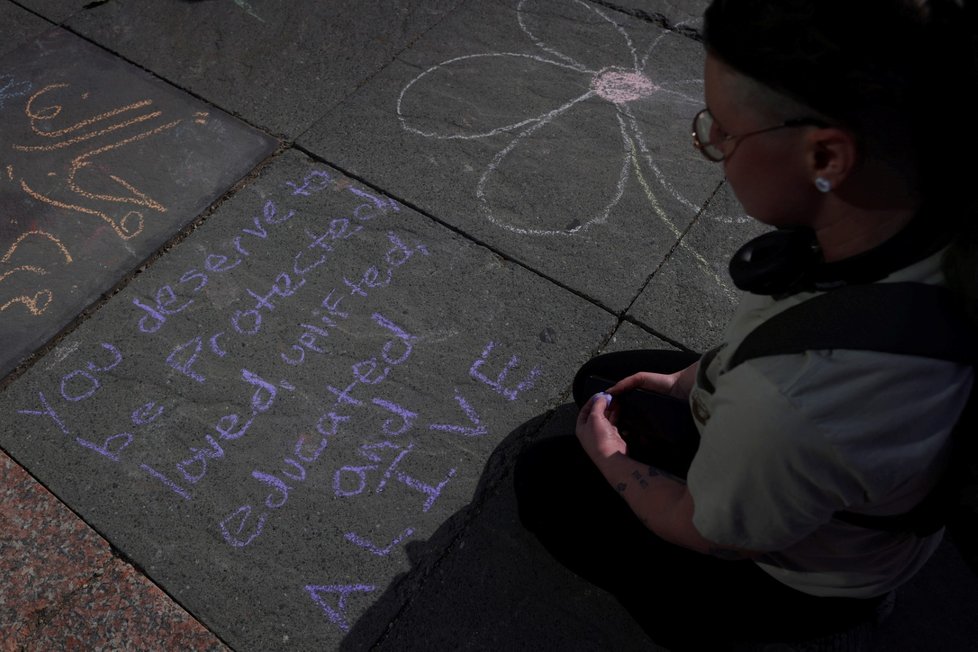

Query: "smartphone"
left=581, top=375, right=699, bottom=475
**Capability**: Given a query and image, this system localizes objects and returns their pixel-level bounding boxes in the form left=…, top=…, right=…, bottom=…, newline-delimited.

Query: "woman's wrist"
left=669, top=361, right=699, bottom=399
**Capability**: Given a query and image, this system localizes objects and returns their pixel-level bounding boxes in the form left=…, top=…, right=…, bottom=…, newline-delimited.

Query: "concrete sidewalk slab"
left=300, top=0, right=727, bottom=315
left=629, top=182, right=766, bottom=352
left=0, top=28, right=276, bottom=380
left=0, top=3, right=51, bottom=58
left=63, top=0, right=466, bottom=138
left=12, top=0, right=88, bottom=24
left=0, top=148, right=616, bottom=650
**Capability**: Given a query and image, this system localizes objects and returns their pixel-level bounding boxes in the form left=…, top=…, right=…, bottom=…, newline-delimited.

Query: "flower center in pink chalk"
left=591, top=70, right=657, bottom=103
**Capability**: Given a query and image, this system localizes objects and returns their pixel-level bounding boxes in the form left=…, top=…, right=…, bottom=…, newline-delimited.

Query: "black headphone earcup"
left=729, top=229, right=822, bottom=295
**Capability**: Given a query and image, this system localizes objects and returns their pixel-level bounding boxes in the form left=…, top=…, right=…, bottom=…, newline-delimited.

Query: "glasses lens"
left=694, top=110, right=724, bottom=161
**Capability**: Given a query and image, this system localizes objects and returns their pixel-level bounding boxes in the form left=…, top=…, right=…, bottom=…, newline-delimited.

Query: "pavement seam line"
left=0, top=144, right=287, bottom=392
left=286, top=150, right=700, bottom=355
left=329, top=0, right=473, bottom=124
left=292, top=144, right=626, bottom=316
left=7, top=0, right=62, bottom=26
left=37, top=18, right=289, bottom=141
left=611, top=178, right=727, bottom=351
left=585, top=0, right=704, bottom=40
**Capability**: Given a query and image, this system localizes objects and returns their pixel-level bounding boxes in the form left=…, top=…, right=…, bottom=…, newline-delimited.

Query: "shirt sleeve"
left=686, top=357, right=865, bottom=552
left=687, top=347, right=972, bottom=553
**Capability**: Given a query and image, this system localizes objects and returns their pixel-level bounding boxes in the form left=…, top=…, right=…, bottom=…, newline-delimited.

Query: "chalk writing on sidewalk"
left=13, top=84, right=185, bottom=240
left=0, top=229, right=73, bottom=316
left=305, top=584, right=376, bottom=633
left=9, top=163, right=548, bottom=642
left=1, top=31, right=278, bottom=393
left=1, top=82, right=207, bottom=323
left=16, top=342, right=292, bottom=501
left=302, top=337, right=541, bottom=633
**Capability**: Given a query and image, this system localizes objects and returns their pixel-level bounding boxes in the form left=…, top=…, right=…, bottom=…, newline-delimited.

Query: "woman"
left=514, top=0, right=977, bottom=648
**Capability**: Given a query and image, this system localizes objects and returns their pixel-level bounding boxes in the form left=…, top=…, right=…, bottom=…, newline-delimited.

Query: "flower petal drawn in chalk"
left=397, top=0, right=737, bottom=297
left=397, top=53, right=590, bottom=140
left=475, top=93, right=632, bottom=235
left=399, top=0, right=696, bottom=234
left=517, top=0, right=638, bottom=73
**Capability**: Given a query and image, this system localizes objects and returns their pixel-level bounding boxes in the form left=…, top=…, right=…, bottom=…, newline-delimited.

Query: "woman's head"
left=702, top=0, right=977, bottom=213
left=697, top=53, right=844, bottom=228
left=702, top=0, right=978, bottom=313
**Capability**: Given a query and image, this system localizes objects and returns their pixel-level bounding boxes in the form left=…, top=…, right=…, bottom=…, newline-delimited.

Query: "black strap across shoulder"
left=726, top=282, right=977, bottom=536
left=728, top=283, right=977, bottom=369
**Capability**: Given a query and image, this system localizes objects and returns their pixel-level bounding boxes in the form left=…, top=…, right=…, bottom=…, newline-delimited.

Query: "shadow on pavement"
left=341, top=403, right=662, bottom=651
left=342, top=402, right=978, bottom=651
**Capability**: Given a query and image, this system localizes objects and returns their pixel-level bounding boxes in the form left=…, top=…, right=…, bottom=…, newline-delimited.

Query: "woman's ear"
left=807, top=127, right=859, bottom=191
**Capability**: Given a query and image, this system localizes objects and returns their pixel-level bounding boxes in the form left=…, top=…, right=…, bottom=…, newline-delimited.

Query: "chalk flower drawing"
left=397, top=0, right=734, bottom=294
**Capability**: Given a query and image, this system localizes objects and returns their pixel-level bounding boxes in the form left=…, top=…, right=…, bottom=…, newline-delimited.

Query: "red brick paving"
left=0, top=450, right=227, bottom=651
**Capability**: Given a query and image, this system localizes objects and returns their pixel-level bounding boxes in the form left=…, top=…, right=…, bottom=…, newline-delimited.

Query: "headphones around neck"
left=729, top=228, right=822, bottom=296
left=728, top=211, right=949, bottom=296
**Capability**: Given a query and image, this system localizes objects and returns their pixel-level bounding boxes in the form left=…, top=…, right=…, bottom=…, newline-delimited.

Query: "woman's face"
left=702, top=53, right=817, bottom=228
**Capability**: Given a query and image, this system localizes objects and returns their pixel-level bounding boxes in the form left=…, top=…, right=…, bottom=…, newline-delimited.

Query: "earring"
left=815, top=177, right=832, bottom=193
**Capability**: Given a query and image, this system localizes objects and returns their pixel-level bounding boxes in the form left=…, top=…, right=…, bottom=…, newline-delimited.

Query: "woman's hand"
left=607, top=371, right=678, bottom=397
left=606, top=361, right=699, bottom=400
left=576, top=393, right=626, bottom=462
left=575, top=378, right=760, bottom=560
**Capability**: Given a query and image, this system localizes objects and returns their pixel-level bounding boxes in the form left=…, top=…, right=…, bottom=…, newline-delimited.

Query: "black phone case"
left=581, top=375, right=700, bottom=478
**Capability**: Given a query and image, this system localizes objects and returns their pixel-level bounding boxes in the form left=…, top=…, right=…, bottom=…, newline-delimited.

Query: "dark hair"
left=704, top=0, right=978, bottom=319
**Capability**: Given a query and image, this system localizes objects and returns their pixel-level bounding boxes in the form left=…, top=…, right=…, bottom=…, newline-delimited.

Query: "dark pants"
left=514, top=350, right=884, bottom=650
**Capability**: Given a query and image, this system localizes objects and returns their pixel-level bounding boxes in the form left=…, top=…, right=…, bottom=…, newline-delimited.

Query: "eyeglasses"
left=691, top=108, right=829, bottom=162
